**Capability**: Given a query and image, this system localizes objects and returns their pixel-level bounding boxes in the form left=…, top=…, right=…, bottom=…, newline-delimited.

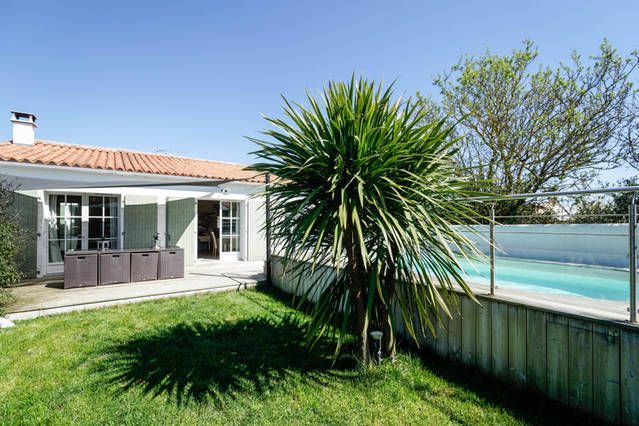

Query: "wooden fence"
left=270, top=255, right=639, bottom=424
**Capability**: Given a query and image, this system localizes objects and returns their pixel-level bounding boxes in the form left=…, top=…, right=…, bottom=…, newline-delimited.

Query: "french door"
left=48, top=194, right=83, bottom=263
left=220, top=201, right=240, bottom=258
left=47, top=194, right=120, bottom=264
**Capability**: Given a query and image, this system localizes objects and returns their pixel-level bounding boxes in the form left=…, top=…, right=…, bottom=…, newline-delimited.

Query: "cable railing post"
left=490, top=204, right=495, bottom=296
left=629, top=194, right=637, bottom=323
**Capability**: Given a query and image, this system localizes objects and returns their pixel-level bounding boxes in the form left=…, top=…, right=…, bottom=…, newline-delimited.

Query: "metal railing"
left=474, top=186, right=639, bottom=323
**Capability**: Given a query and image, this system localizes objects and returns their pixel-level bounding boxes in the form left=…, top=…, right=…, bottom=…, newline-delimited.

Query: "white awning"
left=0, top=161, right=235, bottom=191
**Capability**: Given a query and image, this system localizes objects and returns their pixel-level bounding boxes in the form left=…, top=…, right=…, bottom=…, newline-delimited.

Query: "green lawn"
left=0, top=286, right=591, bottom=425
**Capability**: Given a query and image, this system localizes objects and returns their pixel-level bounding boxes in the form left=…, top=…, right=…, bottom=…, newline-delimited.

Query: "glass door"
left=88, top=195, right=120, bottom=250
left=47, top=194, right=121, bottom=264
left=48, top=194, right=82, bottom=263
left=220, top=201, right=240, bottom=256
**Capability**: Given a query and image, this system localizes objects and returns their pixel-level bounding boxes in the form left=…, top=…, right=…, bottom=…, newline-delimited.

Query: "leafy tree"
left=572, top=177, right=639, bottom=223
left=621, top=96, right=639, bottom=170
left=249, top=77, right=484, bottom=364
left=570, top=196, right=618, bottom=223
left=420, top=40, right=639, bottom=217
left=0, top=181, right=23, bottom=313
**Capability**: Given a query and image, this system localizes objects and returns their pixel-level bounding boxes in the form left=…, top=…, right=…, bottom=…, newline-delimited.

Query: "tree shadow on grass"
left=96, top=314, right=352, bottom=406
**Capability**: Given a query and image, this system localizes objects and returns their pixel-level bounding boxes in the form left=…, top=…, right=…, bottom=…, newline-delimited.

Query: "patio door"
left=47, top=194, right=83, bottom=263
left=220, top=201, right=240, bottom=260
left=87, top=195, right=120, bottom=250
left=46, top=193, right=121, bottom=271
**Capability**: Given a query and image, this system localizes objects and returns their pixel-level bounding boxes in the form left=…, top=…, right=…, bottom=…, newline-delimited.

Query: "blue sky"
left=1, top=0, right=637, bottom=180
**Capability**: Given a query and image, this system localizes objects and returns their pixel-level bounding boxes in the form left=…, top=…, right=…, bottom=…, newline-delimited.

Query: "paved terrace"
left=5, top=260, right=265, bottom=321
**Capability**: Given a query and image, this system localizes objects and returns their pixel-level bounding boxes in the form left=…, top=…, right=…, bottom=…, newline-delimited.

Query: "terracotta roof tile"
left=0, top=140, right=264, bottom=183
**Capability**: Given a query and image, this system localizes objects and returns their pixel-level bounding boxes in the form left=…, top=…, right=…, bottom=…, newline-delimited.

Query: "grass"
left=0, top=288, right=14, bottom=316
left=0, top=285, right=593, bottom=425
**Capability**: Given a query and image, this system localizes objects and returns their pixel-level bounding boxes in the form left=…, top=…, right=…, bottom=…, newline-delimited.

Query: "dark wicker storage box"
left=64, top=253, right=98, bottom=289
left=130, top=251, right=159, bottom=282
left=99, top=252, right=131, bottom=285
left=158, top=248, right=184, bottom=279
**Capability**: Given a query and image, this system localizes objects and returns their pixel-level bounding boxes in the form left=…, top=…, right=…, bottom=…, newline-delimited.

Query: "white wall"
left=460, top=224, right=630, bottom=268
left=246, top=196, right=267, bottom=261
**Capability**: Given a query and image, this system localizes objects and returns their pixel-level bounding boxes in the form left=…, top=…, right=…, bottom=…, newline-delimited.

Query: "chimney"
left=10, top=111, right=37, bottom=145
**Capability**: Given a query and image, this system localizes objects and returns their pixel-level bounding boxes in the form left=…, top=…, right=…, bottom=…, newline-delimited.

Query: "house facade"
left=0, top=112, right=266, bottom=278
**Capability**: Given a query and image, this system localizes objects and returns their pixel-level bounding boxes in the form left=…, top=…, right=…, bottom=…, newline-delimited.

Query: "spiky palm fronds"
left=249, top=76, right=485, bottom=363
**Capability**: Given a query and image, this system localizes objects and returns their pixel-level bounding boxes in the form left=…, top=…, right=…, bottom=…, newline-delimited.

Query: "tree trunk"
left=344, top=229, right=369, bottom=365
left=381, top=262, right=396, bottom=360
left=352, top=280, right=369, bottom=364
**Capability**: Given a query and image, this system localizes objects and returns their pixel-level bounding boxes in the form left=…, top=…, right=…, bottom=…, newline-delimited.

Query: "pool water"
left=456, top=257, right=629, bottom=301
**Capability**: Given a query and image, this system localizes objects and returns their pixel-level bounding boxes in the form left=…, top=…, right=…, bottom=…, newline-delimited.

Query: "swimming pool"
left=456, top=257, right=630, bottom=301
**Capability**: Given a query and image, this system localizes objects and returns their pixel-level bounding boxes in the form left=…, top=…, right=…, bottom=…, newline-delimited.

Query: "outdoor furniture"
left=63, top=248, right=185, bottom=288
left=99, top=252, right=131, bottom=285
left=64, top=253, right=98, bottom=288
left=130, top=251, right=159, bottom=282
left=158, top=248, right=184, bottom=279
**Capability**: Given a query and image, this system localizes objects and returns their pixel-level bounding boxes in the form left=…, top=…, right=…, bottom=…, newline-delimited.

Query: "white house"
left=0, top=111, right=267, bottom=278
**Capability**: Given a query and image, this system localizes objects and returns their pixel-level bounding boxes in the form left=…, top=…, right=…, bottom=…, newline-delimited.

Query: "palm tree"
left=249, top=76, right=484, bottom=365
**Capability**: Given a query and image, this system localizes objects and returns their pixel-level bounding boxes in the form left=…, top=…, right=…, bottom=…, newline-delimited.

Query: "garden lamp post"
left=369, top=331, right=383, bottom=364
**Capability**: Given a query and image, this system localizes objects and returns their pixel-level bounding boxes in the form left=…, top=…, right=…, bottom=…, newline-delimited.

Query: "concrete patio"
left=5, top=260, right=265, bottom=321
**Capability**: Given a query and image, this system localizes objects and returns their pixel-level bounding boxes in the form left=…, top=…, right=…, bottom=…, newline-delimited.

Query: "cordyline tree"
left=419, top=40, right=639, bottom=218
left=249, top=77, right=484, bottom=365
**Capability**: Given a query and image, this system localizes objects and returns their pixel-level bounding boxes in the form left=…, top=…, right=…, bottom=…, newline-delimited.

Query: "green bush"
left=0, top=184, right=23, bottom=314
left=0, top=220, right=22, bottom=286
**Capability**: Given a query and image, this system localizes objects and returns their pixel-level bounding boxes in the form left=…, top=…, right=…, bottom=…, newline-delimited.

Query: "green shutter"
left=10, top=192, right=38, bottom=279
left=166, top=198, right=196, bottom=266
left=124, top=196, right=158, bottom=249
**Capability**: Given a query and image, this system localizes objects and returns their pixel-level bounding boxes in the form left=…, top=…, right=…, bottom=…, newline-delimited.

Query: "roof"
left=0, top=140, right=264, bottom=183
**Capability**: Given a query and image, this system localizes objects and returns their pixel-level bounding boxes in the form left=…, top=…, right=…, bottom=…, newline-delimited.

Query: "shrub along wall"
left=9, top=192, right=38, bottom=279
left=271, top=255, right=639, bottom=424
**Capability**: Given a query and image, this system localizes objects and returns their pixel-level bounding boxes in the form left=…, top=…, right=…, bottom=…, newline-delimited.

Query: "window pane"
left=105, top=197, right=119, bottom=217
left=48, top=241, right=64, bottom=263
left=231, top=236, right=239, bottom=252
left=68, top=218, right=82, bottom=239
left=231, top=219, right=238, bottom=235
left=49, top=218, right=65, bottom=239
left=89, top=218, right=103, bottom=239
left=66, top=195, right=82, bottom=217
left=89, top=196, right=103, bottom=216
left=66, top=239, right=81, bottom=252
left=221, top=202, right=230, bottom=218
left=49, top=195, right=65, bottom=217
left=221, top=236, right=231, bottom=252
left=105, top=218, right=118, bottom=238
left=88, top=240, right=98, bottom=250
left=222, top=219, right=230, bottom=234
